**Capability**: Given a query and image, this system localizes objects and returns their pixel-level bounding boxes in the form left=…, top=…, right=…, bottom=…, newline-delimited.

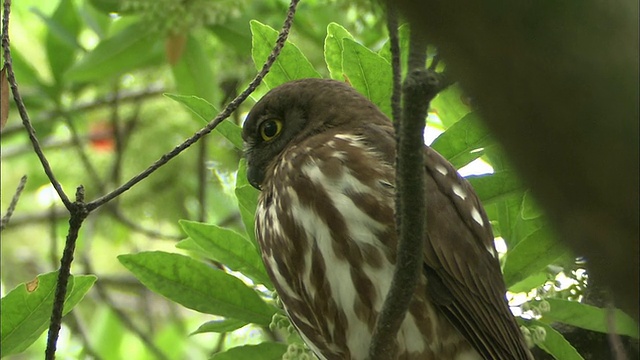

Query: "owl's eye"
left=259, top=119, right=283, bottom=141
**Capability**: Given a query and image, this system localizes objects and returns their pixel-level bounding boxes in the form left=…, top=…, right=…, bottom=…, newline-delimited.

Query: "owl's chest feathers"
left=255, top=133, right=456, bottom=358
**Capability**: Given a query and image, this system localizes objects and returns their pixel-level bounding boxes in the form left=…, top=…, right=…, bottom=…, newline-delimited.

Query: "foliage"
left=1, top=1, right=636, bottom=359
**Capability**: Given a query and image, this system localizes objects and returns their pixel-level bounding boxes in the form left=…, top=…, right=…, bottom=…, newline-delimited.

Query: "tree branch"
left=0, top=175, right=27, bottom=231
left=369, top=28, right=433, bottom=360
left=2, top=0, right=72, bottom=209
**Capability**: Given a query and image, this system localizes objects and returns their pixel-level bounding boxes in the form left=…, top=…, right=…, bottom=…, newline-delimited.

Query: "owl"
left=242, top=78, right=533, bottom=360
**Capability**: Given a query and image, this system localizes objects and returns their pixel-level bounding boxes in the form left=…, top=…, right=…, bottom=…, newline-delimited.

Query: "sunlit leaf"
left=503, top=227, right=568, bottom=287
left=508, top=272, right=548, bottom=293
left=250, top=20, right=320, bottom=89
left=430, top=85, right=472, bottom=127
left=190, top=318, right=248, bottom=335
left=532, top=299, right=639, bottom=338
left=324, top=23, right=355, bottom=80
left=1, top=272, right=96, bottom=357
left=118, top=252, right=275, bottom=326
left=431, top=111, right=493, bottom=169
left=179, top=220, right=273, bottom=288
left=342, top=38, right=392, bottom=117
left=210, top=342, right=288, bottom=360
left=466, top=171, right=524, bottom=206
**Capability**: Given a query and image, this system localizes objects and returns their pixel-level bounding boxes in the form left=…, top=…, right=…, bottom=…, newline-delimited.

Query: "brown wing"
left=422, top=147, right=533, bottom=360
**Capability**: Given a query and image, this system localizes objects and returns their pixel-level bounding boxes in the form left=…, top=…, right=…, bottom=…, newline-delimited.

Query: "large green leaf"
left=503, top=227, right=568, bottom=287
left=210, top=342, right=288, bottom=360
left=66, top=22, right=163, bottom=82
left=164, top=93, right=243, bottom=150
left=38, top=0, right=82, bottom=86
left=324, top=23, right=355, bottom=80
left=430, top=85, right=472, bottom=128
left=430, top=111, right=493, bottom=169
left=179, top=220, right=272, bottom=289
left=342, top=38, right=392, bottom=118
left=118, top=251, right=275, bottom=326
left=250, top=20, right=320, bottom=89
left=533, top=299, right=639, bottom=338
left=508, top=272, right=548, bottom=293
left=527, top=319, right=584, bottom=360
left=171, top=34, right=217, bottom=103
left=466, top=171, right=524, bottom=206
left=1, top=272, right=96, bottom=357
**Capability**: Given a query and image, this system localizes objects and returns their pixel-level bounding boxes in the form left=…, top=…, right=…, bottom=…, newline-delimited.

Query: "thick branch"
left=369, top=31, right=432, bottom=359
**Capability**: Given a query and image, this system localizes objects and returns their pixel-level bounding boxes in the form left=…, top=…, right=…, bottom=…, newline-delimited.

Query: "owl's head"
left=242, top=78, right=386, bottom=190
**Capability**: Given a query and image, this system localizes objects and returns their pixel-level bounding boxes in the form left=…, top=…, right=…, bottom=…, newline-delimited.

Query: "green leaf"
left=164, top=94, right=243, bottom=149
left=235, top=159, right=260, bottom=244
left=342, top=38, right=392, bottom=117
left=527, top=319, right=585, bottom=360
left=250, top=20, right=320, bottom=89
left=466, top=171, right=524, bottom=206
left=521, top=190, right=544, bottom=220
left=1, top=272, right=96, bottom=357
left=38, top=0, right=82, bottom=86
left=171, top=35, right=217, bottom=103
left=118, top=251, right=275, bottom=326
left=191, top=318, right=248, bottom=335
left=430, top=111, right=493, bottom=169
left=210, top=342, right=288, bottom=360
left=66, top=22, right=163, bottom=82
left=508, top=272, right=548, bottom=293
left=533, top=299, right=639, bottom=338
left=324, top=23, right=355, bottom=80
left=209, top=23, right=252, bottom=55
left=503, top=227, right=568, bottom=287
left=179, top=220, right=273, bottom=289
left=430, top=85, right=472, bottom=127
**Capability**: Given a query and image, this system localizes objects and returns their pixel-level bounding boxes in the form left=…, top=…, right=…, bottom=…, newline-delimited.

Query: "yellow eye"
left=259, top=119, right=283, bottom=141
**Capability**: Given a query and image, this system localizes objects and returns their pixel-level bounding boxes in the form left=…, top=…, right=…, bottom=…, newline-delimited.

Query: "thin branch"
left=86, top=0, right=301, bottom=212
left=1, top=84, right=164, bottom=137
left=2, top=0, right=72, bottom=209
left=370, top=27, right=441, bottom=360
left=107, top=207, right=183, bottom=240
left=0, top=175, right=27, bottom=231
left=197, top=137, right=208, bottom=222
left=386, top=4, right=401, bottom=124
left=45, top=187, right=89, bottom=360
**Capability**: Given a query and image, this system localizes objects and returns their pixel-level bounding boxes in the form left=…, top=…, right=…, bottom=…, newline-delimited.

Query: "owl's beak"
left=246, top=164, right=263, bottom=191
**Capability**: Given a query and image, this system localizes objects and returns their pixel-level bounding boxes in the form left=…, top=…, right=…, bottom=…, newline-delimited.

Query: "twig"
left=369, top=27, right=438, bottom=360
left=386, top=4, right=401, bottom=124
left=0, top=174, right=27, bottom=231
left=45, top=187, right=89, bottom=360
left=2, top=0, right=72, bottom=209
left=108, top=207, right=183, bottom=240
left=0, top=84, right=164, bottom=137
left=86, top=0, right=301, bottom=212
